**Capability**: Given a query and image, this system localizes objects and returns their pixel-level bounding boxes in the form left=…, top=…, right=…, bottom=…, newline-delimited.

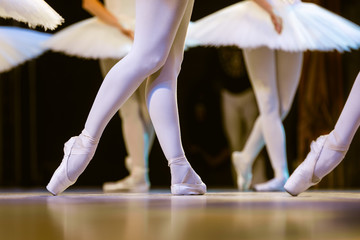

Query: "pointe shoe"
left=231, top=152, right=252, bottom=191
left=169, top=158, right=206, bottom=195
left=284, top=135, right=339, bottom=196
left=103, top=176, right=150, bottom=193
left=103, top=167, right=150, bottom=193
left=47, top=132, right=97, bottom=196
left=253, top=177, right=287, bottom=192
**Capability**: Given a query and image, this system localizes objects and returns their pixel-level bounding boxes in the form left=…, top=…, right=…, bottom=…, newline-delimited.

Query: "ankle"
left=80, top=129, right=98, bottom=146
left=325, top=132, right=348, bottom=152
left=274, top=172, right=289, bottom=181
left=131, top=167, right=148, bottom=181
left=168, top=156, right=188, bottom=166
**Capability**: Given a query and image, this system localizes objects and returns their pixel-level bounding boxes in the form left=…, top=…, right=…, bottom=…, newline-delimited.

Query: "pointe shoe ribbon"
left=168, top=157, right=206, bottom=195
left=284, top=135, right=326, bottom=196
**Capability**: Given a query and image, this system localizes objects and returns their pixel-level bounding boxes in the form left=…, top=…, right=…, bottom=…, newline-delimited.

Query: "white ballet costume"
left=0, top=26, right=50, bottom=72
left=44, top=0, right=135, bottom=59
left=187, top=0, right=360, bottom=191
left=285, top=71, right=360, bottom=196
left=0, top=0, right=63, bottom=30
left=45, top=0, right=154, bottom=192
left=46, top=0, right=206, bottom=195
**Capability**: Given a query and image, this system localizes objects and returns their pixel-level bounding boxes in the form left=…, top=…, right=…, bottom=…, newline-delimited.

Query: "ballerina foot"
left=285, top=134, right=347, bottom=196
left=47, top=130, right=97, bottom=195
left=169, top=157, right=206, bottom=195
left=232, top=151, right=253, bottom=191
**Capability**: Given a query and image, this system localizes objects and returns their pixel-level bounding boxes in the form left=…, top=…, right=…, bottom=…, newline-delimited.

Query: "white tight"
left=84, top=0, right=194, bottom=161
left=330, top=71, right=360, bottom=148
left=314, top=71, right=360, bottom=178
left=242, top=47, right=303, bottom=179
left=99, top=59, right=154, bottom=172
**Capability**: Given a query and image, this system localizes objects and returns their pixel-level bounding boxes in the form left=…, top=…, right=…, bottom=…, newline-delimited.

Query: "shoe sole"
left=171, top=183, right=207, bottom=195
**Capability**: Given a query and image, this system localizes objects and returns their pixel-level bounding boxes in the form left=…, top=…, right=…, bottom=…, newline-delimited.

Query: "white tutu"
left=0, top=0, right=64, bottom=30
left=44, top=17, right=135, bottom=59
left=187, top=0, right=360, bottom=52
left=0, top=26, right=51, bottom=72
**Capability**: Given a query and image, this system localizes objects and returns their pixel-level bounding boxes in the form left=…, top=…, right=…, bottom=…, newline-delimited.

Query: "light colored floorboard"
left=0, top=189, right=359, bottom=240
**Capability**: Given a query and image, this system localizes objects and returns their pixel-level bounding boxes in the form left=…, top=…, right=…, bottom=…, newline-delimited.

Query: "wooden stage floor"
left=0, top=189, right=359, bottom=240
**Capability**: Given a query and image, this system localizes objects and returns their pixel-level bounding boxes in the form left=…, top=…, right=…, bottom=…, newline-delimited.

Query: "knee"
left=280, top=106, right=290, bottom=120
left=146, top=54, right=168, bottom=72
left=131, top=48, right=168, bottom=74
left=257, top=93, right=279, bottom=118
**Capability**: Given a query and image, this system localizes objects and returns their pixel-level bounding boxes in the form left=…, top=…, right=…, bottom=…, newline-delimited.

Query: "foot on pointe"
left=47, top=130, right=97, bottom=196
left=285, top=134, right=347, bottom=196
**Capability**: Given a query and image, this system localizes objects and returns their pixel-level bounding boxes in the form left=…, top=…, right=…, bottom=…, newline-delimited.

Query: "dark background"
left=0, top=0, right=359, bottom=189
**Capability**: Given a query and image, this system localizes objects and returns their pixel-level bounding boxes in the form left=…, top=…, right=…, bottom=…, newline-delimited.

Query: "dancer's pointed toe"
left=47, top=137, right=77, bottom=196
left=284, top=135, right=327, bottom=196
left=47, top=131, right=98, bottom=196
left=232, top=151, right=252, bottom=191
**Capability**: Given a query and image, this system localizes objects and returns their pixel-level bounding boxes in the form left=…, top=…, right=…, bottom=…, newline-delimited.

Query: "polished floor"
left=0, top=188, right=359, bottom=240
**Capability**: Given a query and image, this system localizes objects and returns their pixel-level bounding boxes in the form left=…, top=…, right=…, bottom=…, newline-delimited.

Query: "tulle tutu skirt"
left=187, top=1, right=360, bottom=52
left=0, top=26, right=50, bottom=72
left=0, top=0, right=63, bottom=30
left=44, top=17, right=135, bottom=59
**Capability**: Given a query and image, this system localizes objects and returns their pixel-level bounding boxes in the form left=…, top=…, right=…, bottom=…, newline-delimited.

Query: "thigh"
left=243, top=47, right=279, bottom=114
left=276, top=51, right=303, bottom=116
left=145, top=0, right=194, bottom=88
left=133, top=0, right=192, bottom=60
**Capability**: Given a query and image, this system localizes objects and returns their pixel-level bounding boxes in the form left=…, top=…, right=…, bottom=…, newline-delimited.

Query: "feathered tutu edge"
left=0, top=0, right=64, bottom=30
left=0, top=26, right=51, bottom=72
left=44, top=17, right=134, bottom=59
left=187, top=1, right=360, bottom=52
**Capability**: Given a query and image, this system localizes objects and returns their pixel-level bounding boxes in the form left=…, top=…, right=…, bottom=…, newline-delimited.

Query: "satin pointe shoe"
left=284, top=135, right=328, bottom=196
left=253, top=177, right=287, bottom=192
left=47, top=132, right=97, bottom=195
left=284, top=133, right=349, bottom=196
left=103, top=167, right=150, bottom=193
left=103, top=176, right=150, bottom=193
left=169, top=158, right=206, bottom=195
left=231, top=151, right=252, bottom=191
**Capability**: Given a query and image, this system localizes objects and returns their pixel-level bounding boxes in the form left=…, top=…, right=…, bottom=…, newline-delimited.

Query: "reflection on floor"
left=0, top=189, right=359, bottom=240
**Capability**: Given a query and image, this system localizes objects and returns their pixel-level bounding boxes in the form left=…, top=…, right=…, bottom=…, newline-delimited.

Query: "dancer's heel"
left=169, top=157, right=206, bottom=195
